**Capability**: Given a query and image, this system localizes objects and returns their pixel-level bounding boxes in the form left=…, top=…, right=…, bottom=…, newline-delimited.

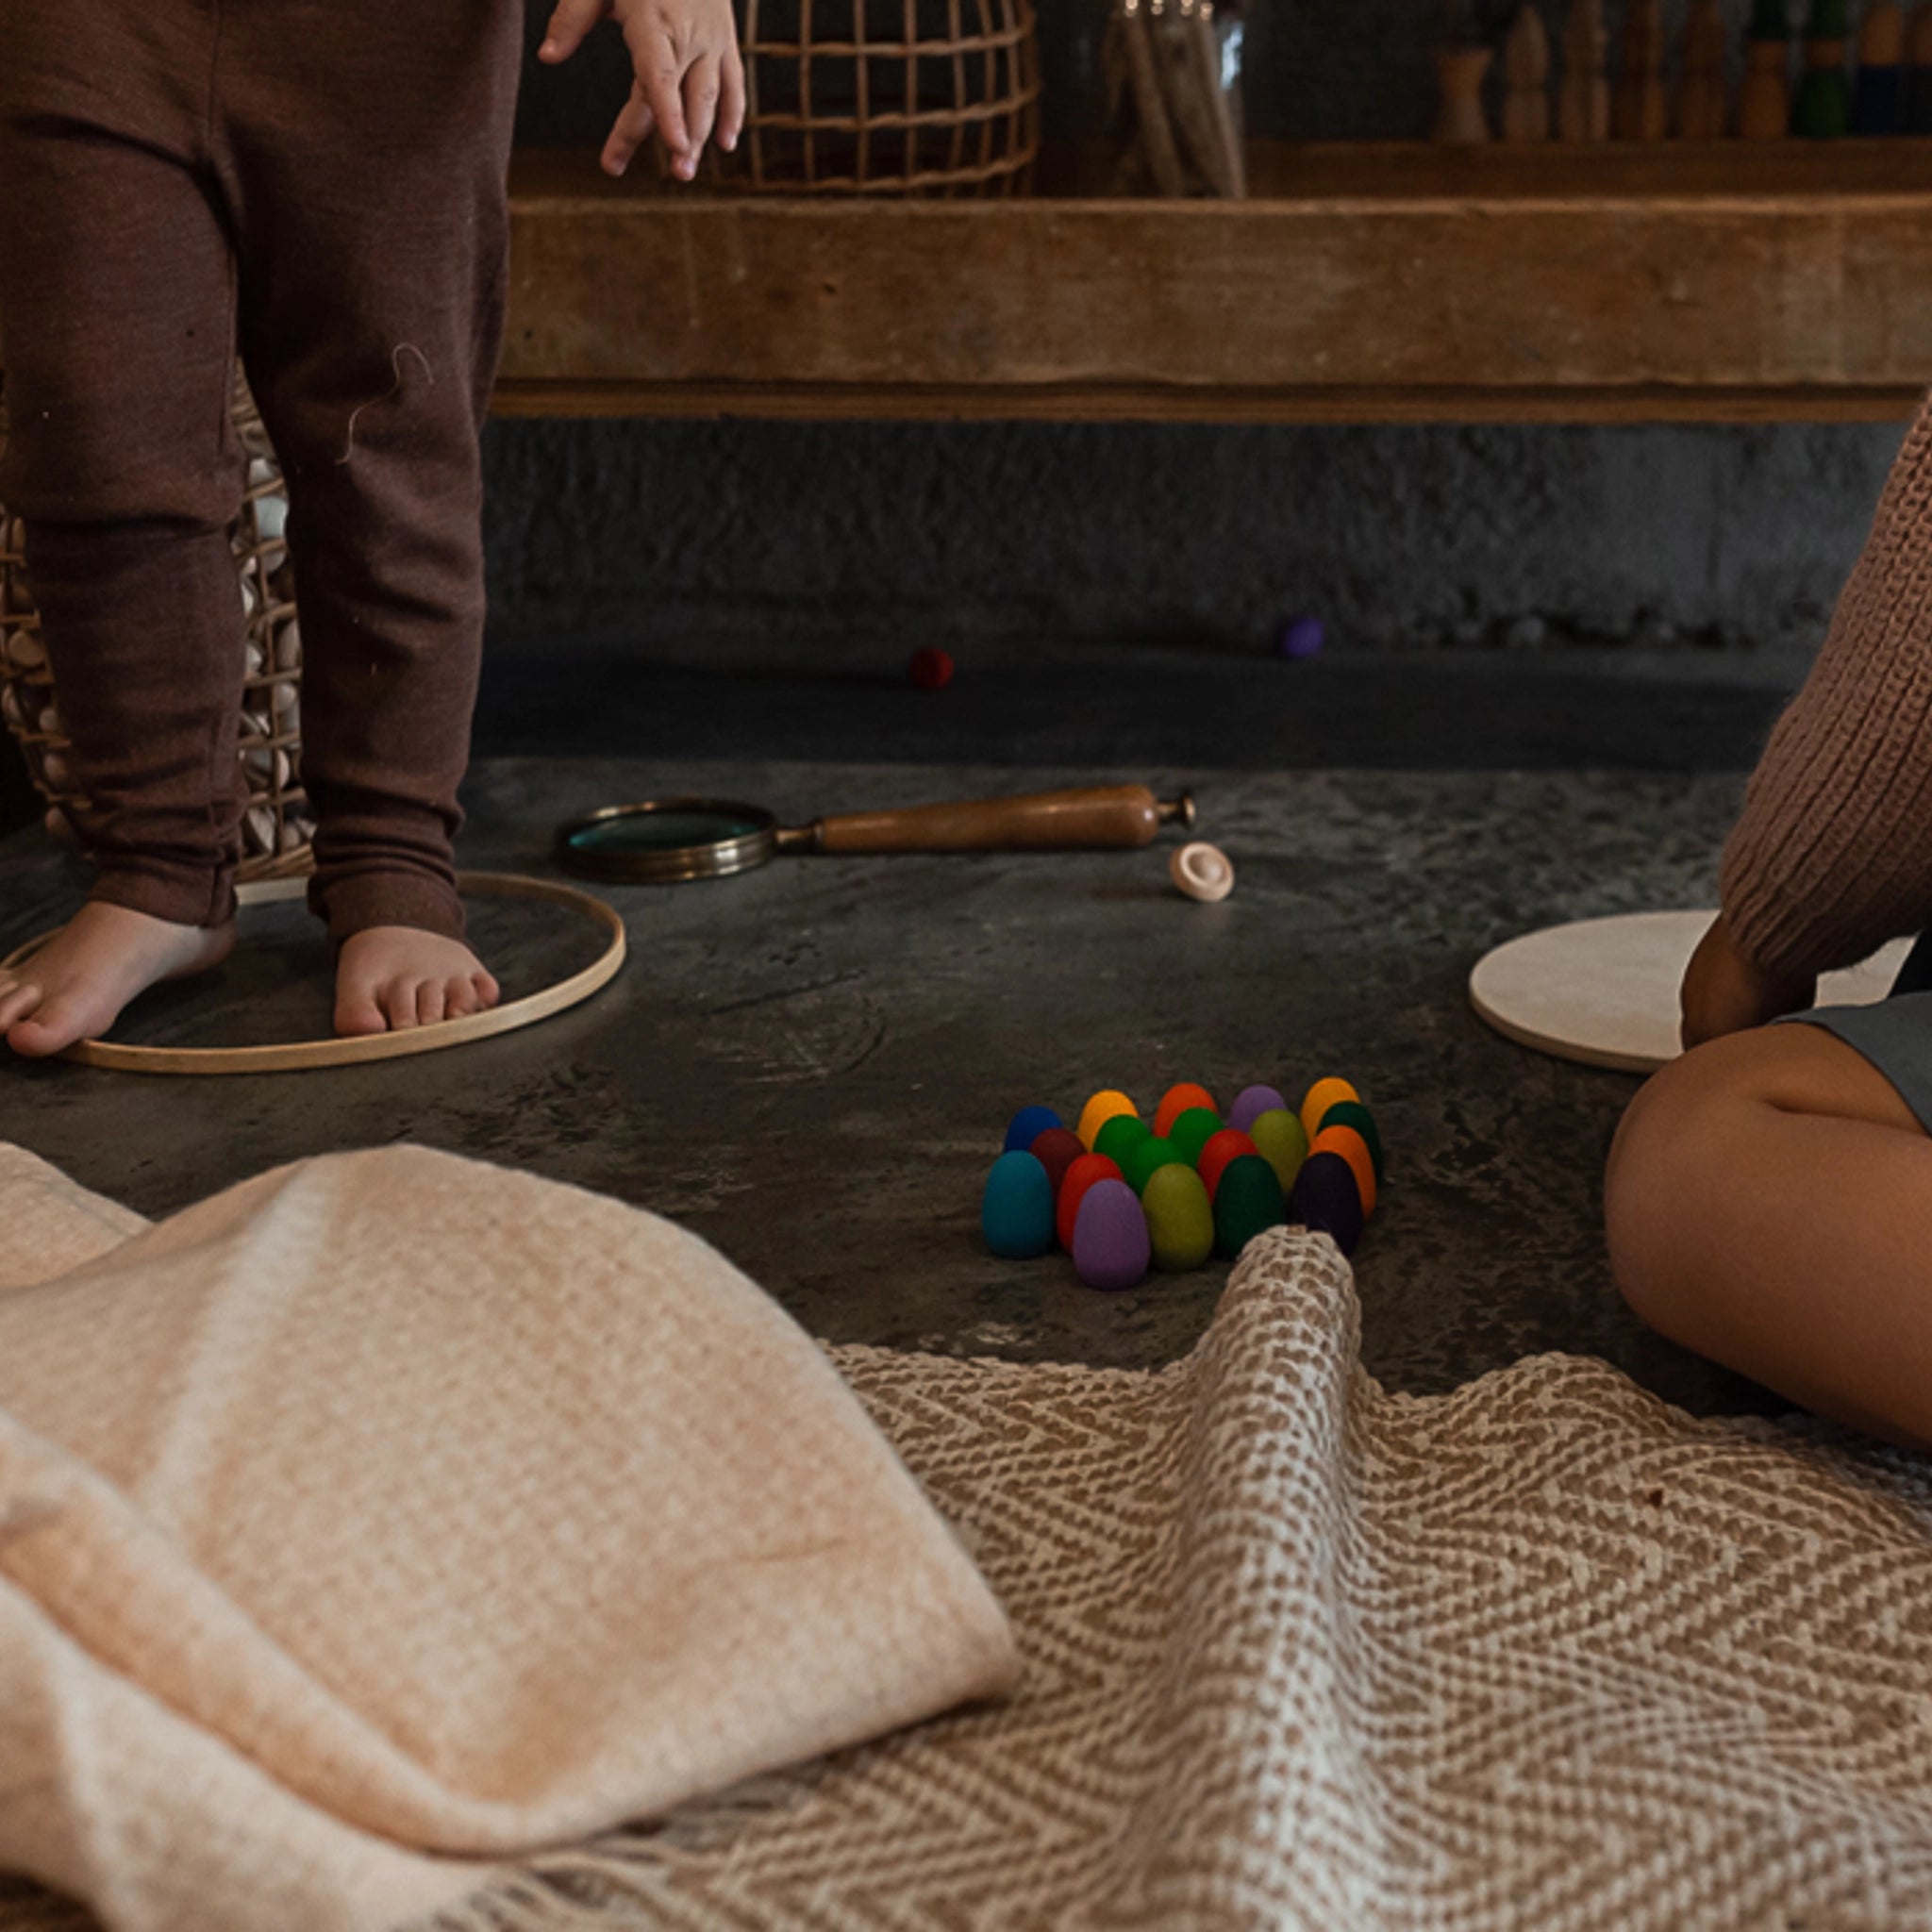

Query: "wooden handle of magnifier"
left=812, top=785, right=1191, bottom=854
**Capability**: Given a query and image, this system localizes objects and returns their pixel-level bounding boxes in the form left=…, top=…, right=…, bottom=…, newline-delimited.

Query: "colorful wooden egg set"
left=981, top=1078, right=1383, bottom=1291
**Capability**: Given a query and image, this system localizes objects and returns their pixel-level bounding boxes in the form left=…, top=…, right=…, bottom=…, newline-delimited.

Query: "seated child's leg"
left=216, top=1, right=523, bottom=1032
left=0, top=6, right=251, bottom=1055
left=1606, top=1018, right=1932, bottom=1450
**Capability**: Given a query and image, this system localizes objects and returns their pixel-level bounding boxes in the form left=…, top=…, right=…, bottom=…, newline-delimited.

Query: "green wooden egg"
left=1247, top=1108, right=1310, bottom=1193
left=1314, top=1099, right=1383, bottom=1183
left=1213, top=1154, right=1288, bottom=1258
left=1123, top=1136, right=1188, bottom=1196
left=1094, top=1112, right=1153, bottom=1170
left=1168, top=1107, right=1224, bottom=1166
left=1141, top=1162, right=1215, bottom=1272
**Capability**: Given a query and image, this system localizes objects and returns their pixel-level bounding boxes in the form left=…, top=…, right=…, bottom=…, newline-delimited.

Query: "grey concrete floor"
left=0, top=651, right=1796, bottom=1423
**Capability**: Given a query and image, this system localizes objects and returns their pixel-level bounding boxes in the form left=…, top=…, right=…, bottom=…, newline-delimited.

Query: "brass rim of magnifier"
left=554, top=797, right=811, bottom=884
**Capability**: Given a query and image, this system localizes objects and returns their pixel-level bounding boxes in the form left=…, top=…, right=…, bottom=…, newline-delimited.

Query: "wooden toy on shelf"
left=1675, top=0, right=1730, bottom=137
left=1740, top=0, right=1795, bottom=139
left=1502, top=4, right=1552, bottom=142
left=1904, top=0, right=1932, bottom=129
left=1558, top=0, right=1610, bottom=140
left=1614, top=0, right=1668, bottom=140
left=1434, top=1, right=1493, bottom=144
left=1855, top=2, right=1906, bottom=131
left=1792, top=0, right=1853, bottom=137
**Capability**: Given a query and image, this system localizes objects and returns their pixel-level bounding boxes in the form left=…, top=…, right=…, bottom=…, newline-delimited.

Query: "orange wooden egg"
left=1154, top=1082, right=1219, bottom=1137
left=1308, top=1124, right=1376, bottom=1218
left=1299, top=1076, right=1360, bottom=1142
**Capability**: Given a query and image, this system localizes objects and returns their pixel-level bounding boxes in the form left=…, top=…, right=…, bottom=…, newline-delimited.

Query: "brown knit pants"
left=0, top=0, right=525, bottom=941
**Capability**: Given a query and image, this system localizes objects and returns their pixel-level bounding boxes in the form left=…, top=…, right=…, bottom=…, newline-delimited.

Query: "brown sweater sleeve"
left=1720, top=392, right=1932, bottom=983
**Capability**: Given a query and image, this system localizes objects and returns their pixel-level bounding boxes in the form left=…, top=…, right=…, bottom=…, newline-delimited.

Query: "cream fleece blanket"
left=0, top=1144, right=1018, bottom=1932
left=11, top=1148, right=1932, bottom=1930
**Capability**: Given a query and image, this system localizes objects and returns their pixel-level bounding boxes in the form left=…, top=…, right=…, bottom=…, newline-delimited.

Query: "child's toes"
left=0, top=978, right=42, bottom=1033
left=334, top=982, right=390, bottom=1038
left=473, top=971, right=501, bottom=1010
left=415, top=980, right=447, bottom=1027
left=8, top=991, right=97, bottom=1058
left=444, top=977, right=482, bottom=1020
left=379, top=980, right=420, bottom=1032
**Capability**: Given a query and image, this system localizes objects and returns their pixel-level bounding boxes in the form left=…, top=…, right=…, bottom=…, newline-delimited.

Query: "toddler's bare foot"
left=336, top=927, right=500, bottom=1037
left=0, top=901, right=236, bottom=1058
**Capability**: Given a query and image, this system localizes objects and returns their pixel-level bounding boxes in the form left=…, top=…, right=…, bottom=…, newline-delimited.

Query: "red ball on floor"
left=908, top=646, right=955, bottom=691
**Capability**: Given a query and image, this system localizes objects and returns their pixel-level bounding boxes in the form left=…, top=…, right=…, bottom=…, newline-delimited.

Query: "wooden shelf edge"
left=489, top=381, right=1924, bottom=425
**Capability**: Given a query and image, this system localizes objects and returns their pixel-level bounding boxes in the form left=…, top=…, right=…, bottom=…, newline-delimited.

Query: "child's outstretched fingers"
left=622, top=17, right=694, bottom=173
left=602, top=81, right=660, bottom=176
left=540, top=0, right=611, bottom=62
left=720, top=45, right=746, bottom=151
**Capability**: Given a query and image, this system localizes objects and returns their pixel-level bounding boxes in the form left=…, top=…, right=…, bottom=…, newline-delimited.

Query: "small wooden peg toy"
left=1674, top=0, right=1730, bottom=137
left=1740, top=0, right=1794, bottom=138
left=1907, top=1, right=1932, bottom=129
left=1434, top=0, right=1494, bottom=146
left=1557, top=0, right=1610, bottom=141
left=1613, top=0, right=1668, bottom=139
left=1502, top=5, right=1552, bottom=142
left=1854, top=2, right=1907, bottom=131
left=1792, top=0, right=1852, bottom=136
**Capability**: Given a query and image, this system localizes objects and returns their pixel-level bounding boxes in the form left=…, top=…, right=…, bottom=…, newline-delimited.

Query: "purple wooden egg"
left=1072, top=1178, right=1152, bottom=1291
left=1228, top=1084, right=1290, bottom=1135
left=1290, top=1150, right=1364, bottom=1257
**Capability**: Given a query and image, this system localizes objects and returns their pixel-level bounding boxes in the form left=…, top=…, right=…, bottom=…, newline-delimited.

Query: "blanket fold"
left=0, top=1144, right=1019, bottom=1932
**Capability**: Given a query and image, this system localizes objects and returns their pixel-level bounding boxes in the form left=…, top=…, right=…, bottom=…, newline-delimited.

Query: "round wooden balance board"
left=1470, top=910, right=1915, bottom=1075
left=0, top=872, right=626, bottom=1075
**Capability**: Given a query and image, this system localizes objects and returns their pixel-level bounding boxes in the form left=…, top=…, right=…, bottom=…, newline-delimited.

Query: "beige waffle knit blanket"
left=8, top=1147, right=1932, bottom=1931
left=0, top=1143, right=1018, bottom=1932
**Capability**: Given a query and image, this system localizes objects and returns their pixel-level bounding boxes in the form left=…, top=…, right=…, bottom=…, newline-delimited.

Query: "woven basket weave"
left=733, top=0, right=1041, bottom=193
left=0, top=374, right=311, bottom=880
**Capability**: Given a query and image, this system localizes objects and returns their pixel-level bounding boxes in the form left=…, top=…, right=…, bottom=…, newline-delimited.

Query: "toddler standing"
left=0, top=0, right=741, bottom=1054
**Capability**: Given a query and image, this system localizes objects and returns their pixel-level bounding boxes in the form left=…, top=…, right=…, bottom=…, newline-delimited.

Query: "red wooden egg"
left=1057, top=1152, right=1124, bottom=1251
left=1197, top=1127, right=1260, bottom=1201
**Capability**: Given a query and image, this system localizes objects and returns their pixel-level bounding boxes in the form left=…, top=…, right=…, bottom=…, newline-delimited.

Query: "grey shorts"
left=1774, top=930, right=1932, bottom=1133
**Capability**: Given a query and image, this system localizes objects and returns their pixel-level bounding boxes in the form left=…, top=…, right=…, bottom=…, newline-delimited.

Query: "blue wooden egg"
left=1073, top=1178, right=1152, bottom=1291
left=1290, top=1150, right=1364, bottom=1257
left=982, top=1151, right=1056, bottom=1258
left=1003, top=1104, right=1064, bottom=1154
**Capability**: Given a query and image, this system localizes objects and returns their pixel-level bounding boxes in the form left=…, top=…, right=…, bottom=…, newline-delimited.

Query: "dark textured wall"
left=499, top=0, right=1896, bottom=666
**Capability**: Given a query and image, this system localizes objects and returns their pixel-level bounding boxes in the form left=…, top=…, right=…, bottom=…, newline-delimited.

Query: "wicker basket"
left=734, top=0, right=1041, bottom=193
left=0, top=374, right=312, bottom=880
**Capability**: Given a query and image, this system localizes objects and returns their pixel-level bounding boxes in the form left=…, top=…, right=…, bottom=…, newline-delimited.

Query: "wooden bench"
left=501, top=141, right=1932, bottom=425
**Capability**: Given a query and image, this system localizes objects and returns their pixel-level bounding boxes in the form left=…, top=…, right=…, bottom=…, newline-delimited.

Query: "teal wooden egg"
left=981, top=1150, right=1056, bottom=1258
left=1213, top=1154, right=1288, bottom=1258
left=1141, top=1162, right=1215, bottom=1272
left=1247, top=1108, right=1310, bottom=1194
left=1169, top=1107, right=1224, bottom=1166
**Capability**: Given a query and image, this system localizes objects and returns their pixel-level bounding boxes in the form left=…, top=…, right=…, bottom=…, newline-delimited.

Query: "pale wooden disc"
left=1469, top=910, right=1917, bottom=1074
left=0, top=871, right=626, bottom=1076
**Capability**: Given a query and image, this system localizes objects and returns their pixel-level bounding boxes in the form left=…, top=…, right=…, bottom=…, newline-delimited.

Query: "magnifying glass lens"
left=556, top=799, right=783, bottom=883
left=564, top=807, right=768, bottom=857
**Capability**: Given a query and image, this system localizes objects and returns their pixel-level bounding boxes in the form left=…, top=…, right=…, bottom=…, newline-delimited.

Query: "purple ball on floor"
left=1072, top=1178, right=1152, bottom=1291
left=1290, top=1150, right=1364, bottom=1257
left=1228, top=1084, right=1290, bottom=1135
left=1278, top=617, right=1325, bottom=660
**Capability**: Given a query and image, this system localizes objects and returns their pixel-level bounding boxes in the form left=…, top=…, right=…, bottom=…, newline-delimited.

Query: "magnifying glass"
left=556, top=783, right=1198, bottom=885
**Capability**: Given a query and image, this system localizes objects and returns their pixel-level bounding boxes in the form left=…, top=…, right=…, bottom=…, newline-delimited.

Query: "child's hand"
left=1679, top=911, right=1816, bottom=1049
left=540, top=0, right=746, bottom=183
